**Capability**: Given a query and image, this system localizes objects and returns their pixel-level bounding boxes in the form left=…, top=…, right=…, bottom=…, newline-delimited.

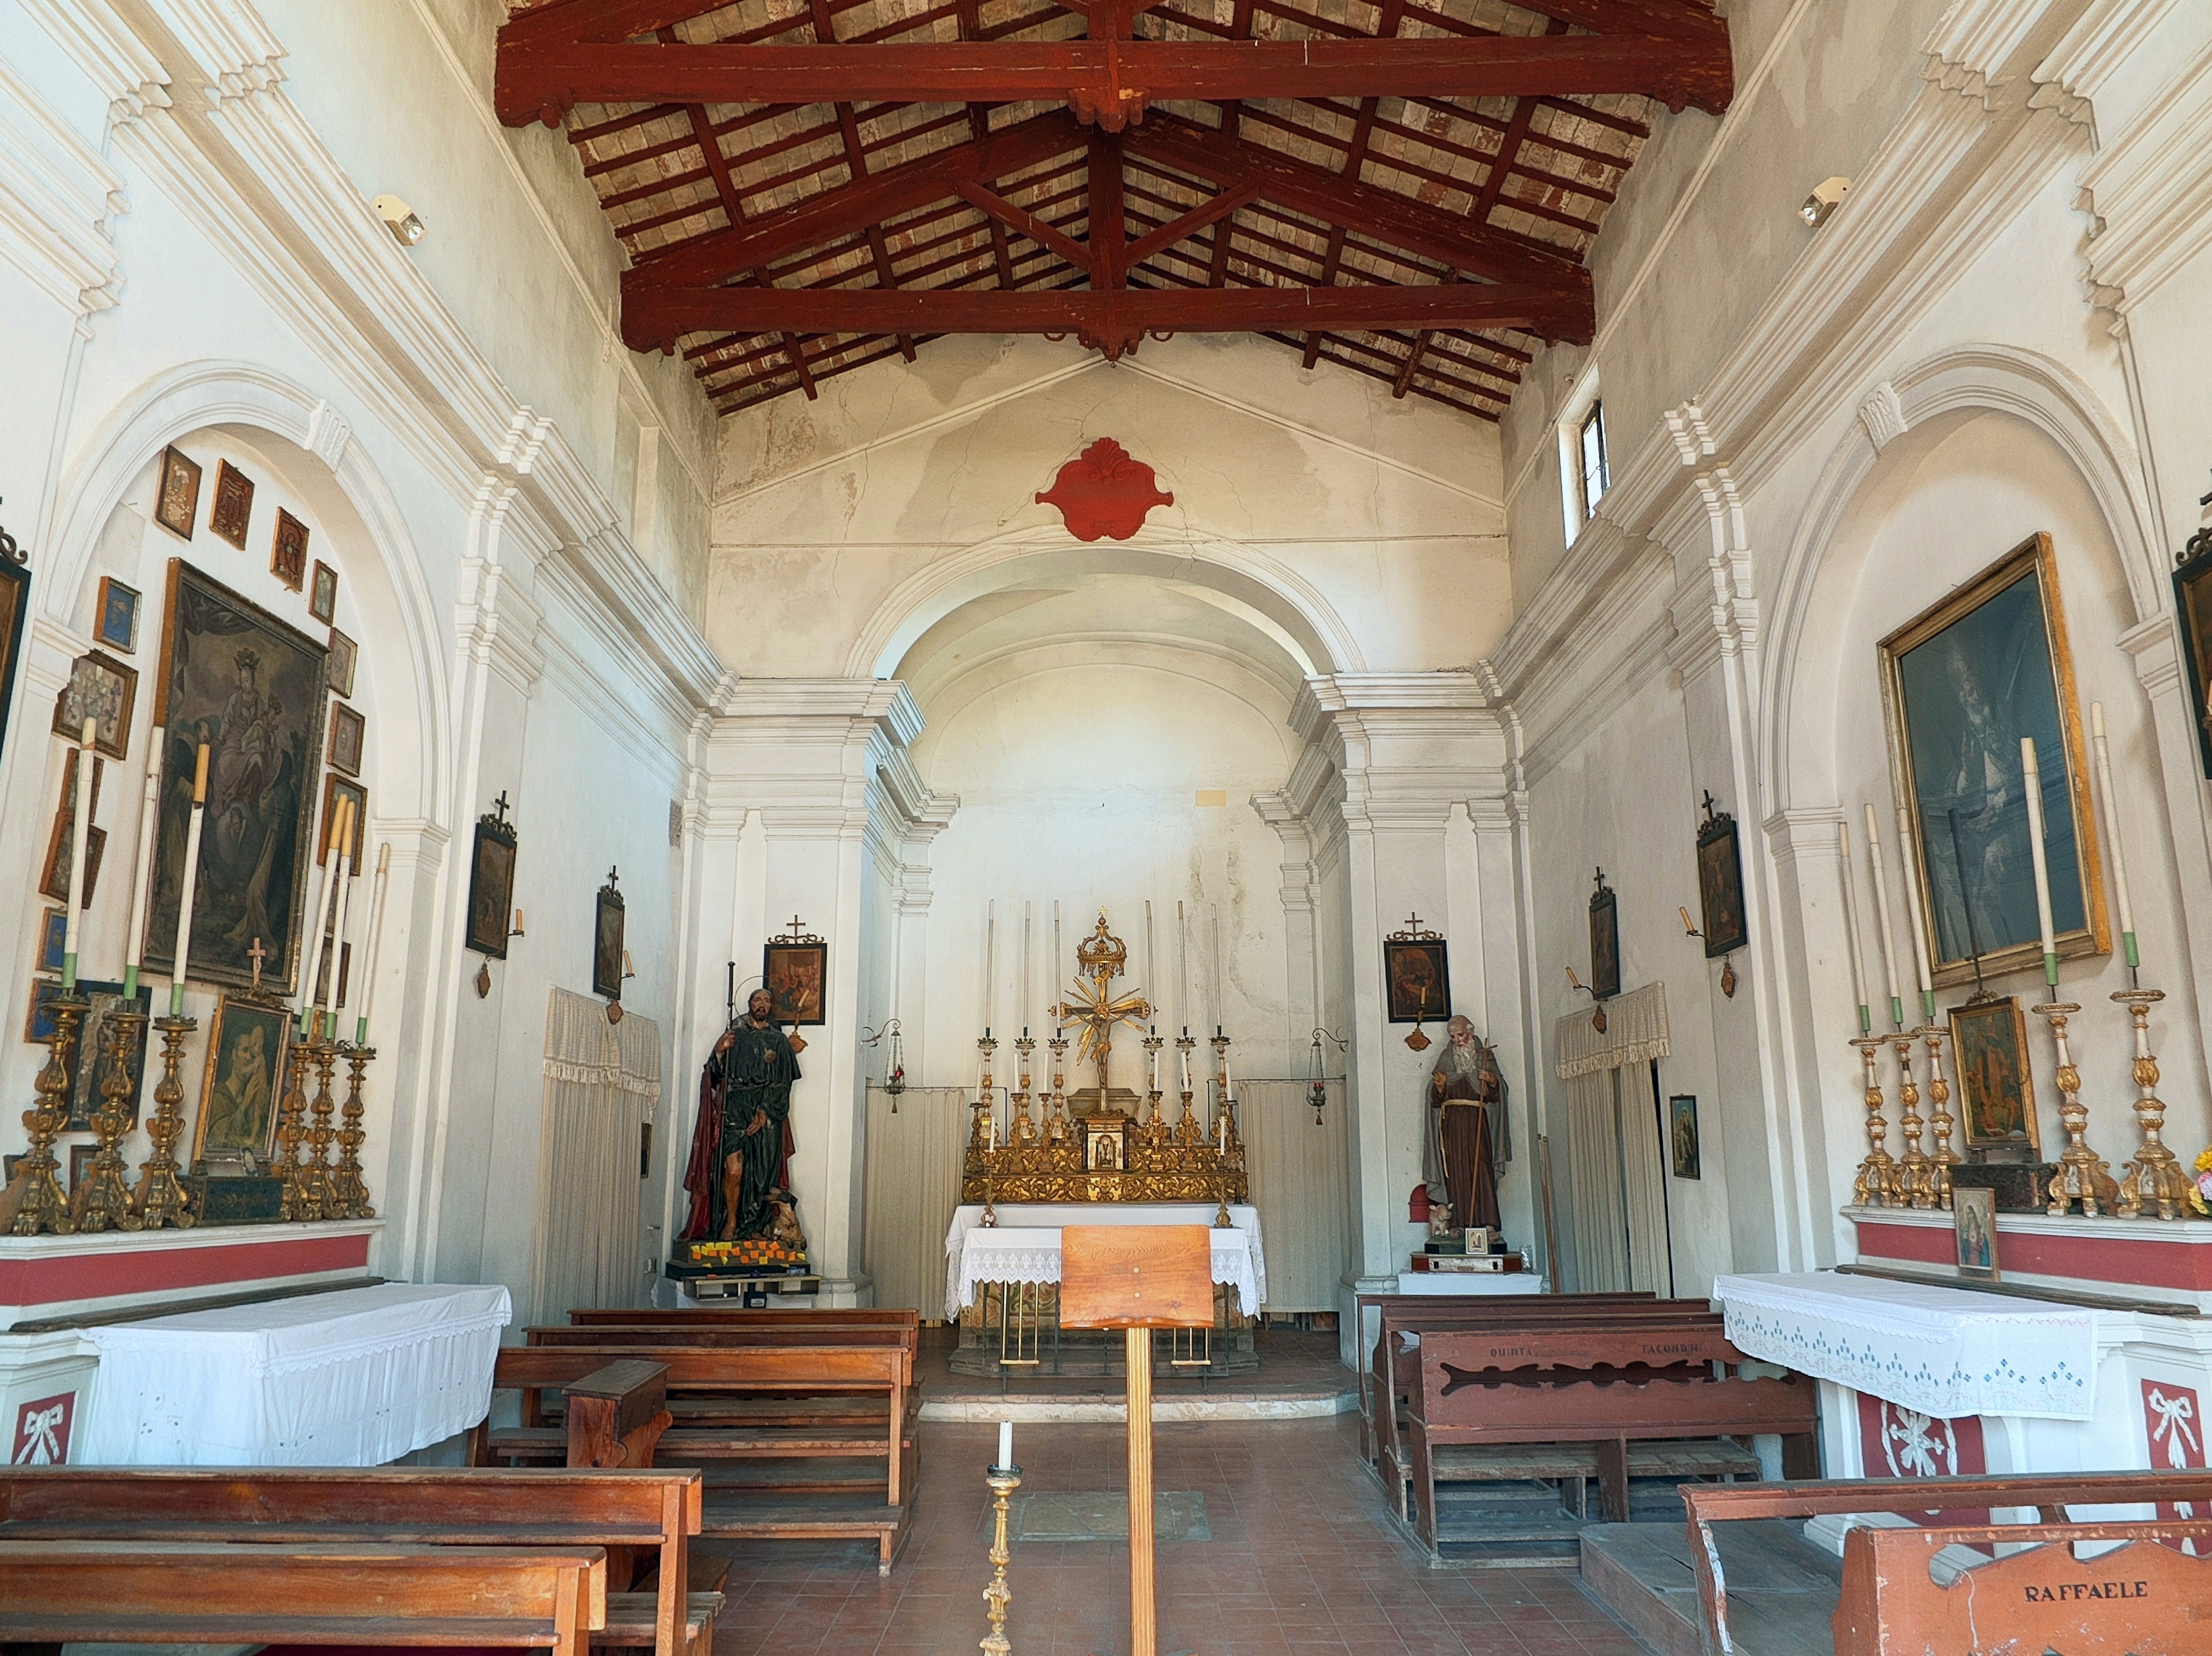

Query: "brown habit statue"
left=681, top=988, right=800, bottom=1242
left=1425, top=1014, right=1509, bottom=1233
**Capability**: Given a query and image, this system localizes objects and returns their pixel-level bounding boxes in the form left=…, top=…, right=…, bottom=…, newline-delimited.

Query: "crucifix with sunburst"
left=1048, top=911, right=1152, bottom=1102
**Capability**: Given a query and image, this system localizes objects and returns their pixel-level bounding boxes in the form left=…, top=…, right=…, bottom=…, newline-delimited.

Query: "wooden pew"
left=478, top=1344, right=913, bottom=1575
left=1682, top=1471, right=2212, bottom=1656
left=570, top=1307, right=919, bottom=1329
left=0, top=1465, right=704, bottom=1656
left=1403, top=1321, right=1816, bottom=1551
left=0, top=1538, right=603, bottom=1656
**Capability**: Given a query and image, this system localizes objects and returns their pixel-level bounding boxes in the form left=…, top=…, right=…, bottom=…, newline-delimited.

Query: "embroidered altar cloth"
left=78, top=1281, right=511, bottom=1465
left=945, top=1203, right=1266, bottom=1321
left=1713, top=1270, right=2097, bottom=1421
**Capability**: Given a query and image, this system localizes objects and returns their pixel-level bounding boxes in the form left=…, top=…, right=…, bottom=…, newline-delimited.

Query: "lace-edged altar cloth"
left=945, top=1202, right=1265, bottom=1322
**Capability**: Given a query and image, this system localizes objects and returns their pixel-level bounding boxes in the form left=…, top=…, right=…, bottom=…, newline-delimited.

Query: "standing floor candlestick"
left=1850, top=1034, right=1902, bottom=1208
left=133, top=1016, right=200, bottom=1229
left=979, top=1461, right=1020, bottom=1656
left=2113, top=989, right=2190, bottom=1220
left=274, top=1039, right=315, bottom=1221
left=1891, top=1032, right=1934, bottom=1209
left=1920, top=1024, right=1958, bottom=1211
left=70, top=1007, right=147, bottom=1233
left=2, top=997, right=87, bottom=1236
left=2036, top=1002, right=2118, bottom=1217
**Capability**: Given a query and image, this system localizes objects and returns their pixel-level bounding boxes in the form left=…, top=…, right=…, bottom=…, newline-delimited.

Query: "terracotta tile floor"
left=707, top=1415, right=1654, bottom=1656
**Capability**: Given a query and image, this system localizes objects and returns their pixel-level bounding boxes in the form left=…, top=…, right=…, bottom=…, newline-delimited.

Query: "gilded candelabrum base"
left=133, top=1016, right=200, bottom=1229
left=2, top=997, right=87, bottom=1236
left=274, top=1036, right=316, bottom=1221
left=2035, top=1002, right=2119, bottom=1218
left=1849, top=1035, right=1902, bottom=1209
left=1891, top=1032, right=1935, bottom=1209
left=70, top=1007, right=146, bottom=1233
left=1920, top=1025, right=1958, bottom=1211
left=2111, top=989, right=2191, bottom=1220
left=330, top=1043, right=378, bottom=1220
left=980, top=1465, right=1020, bottom=1656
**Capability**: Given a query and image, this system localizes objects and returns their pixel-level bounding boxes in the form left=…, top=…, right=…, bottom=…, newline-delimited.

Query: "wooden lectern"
left=1059, top=1225, right=1213, bottom=1656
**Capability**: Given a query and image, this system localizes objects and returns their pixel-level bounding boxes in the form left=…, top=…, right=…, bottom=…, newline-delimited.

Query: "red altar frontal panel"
left=1855, top=1390, right=1991, bottom=1528
left=0, top=1228, right=372, bottom=1312
left=1855, top=1215, right=2212, bottom=1297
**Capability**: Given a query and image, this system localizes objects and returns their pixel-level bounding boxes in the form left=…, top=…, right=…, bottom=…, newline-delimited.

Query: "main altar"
left=947, top=912, right=1262, bottom=1375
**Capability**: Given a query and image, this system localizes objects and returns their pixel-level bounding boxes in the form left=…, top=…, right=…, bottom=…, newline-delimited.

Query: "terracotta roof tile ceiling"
left=496, top=0, right=1728, bottom=420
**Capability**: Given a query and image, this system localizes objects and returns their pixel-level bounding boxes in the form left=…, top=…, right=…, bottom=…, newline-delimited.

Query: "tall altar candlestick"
left=2089, top=703, right=2138, bottom=970
left=1223, top=1046, right=1233, bottom=1100
left=122, top=726, right=165, bottom=999
left=1896, top=805, right=1936, bottom=1024
left=357, top=841, right=391, bottom=1045
left=984, top=899, right=996, bottom=1037
left=1148, top=1036, right=1159, bottom=1093
left=1862, top=804, right=1905, bottom=1027
left=323, top=804, right=357, bottom=1023
left=2021, top=737, right=2059, bottom=987
left=1211, top=905, right=1223, bottom=1034
left=998, top=1420, right=1013, bottom=1471
left=168, top=744, right=210, bottom=1016
left=1021, top=901, right=1032, bottom=1034
left=302, top=797, right=350, bottom=1036
left=1177, top=900, right=1189, bottom=1034
left=1837, top=822, right=1871, bottom=1034
left=60, top=719, right=96, bottom=991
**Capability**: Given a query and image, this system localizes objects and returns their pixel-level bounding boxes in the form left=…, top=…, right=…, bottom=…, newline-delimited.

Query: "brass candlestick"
left=1042, top=1035, right=1070, bottom=1145
left=70, top=1007, right=146, bottom=1233
left=274, top=1036, right=315, bottom=1220
left=1850, top=1034, right=1902, bottom=1208
left=1174, top=1033, right=1201, bottom=1144
left=133, top=1015, right=200, bottom=1229
left=980, top=1462, right=1020, bottom=1656
left=2, top=996, right=87, bottom=1236
left=1141, top=1030, right=1166, bottom=1135
left=299, top=1038, right=342, bottom=1219
left=2113, top=989, right=2190, bottom=1220
left=1920, top=1025, right=1958, bottom=1211
left=1891, top=1031, right=1934, bottom=1209
left=2036, top=1002, right=2118, bottom=1216
left=331, top=1043, right=378, bottom=1219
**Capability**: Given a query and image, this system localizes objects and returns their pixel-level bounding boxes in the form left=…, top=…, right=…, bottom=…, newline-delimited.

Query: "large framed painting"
left=0, top=556, right=26, bottom=780
left=144, top=559, right=328, bottom=994
left=464, top=806, right=517, bottom=959
left=764, top=935, right=828, bottom=1026
left=1382, top=937, right=1449, bottom=1025
left=192, top=992, right=291, bottom=1169
left=67, top=982, right=153, bottom=1132
left=1589, top=870, right=1621, bottom=1001
left=1694, top=802, right=1749, bottom=957
left=593, top=873, right=626, bottom=1000
left=1948, top=994, right=2041, bottom=1154
left=1880, top=534, right=2106, bottom=989
left=2176, top=527, right=2212, bottom=780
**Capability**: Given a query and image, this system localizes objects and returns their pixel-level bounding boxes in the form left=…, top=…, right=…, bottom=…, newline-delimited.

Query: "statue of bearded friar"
left=1425, top=1014, right=1509, bottom=1234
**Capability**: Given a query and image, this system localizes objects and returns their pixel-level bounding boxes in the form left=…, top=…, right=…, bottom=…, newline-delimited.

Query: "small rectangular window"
left=1580, top=402, right=1609, bottom=519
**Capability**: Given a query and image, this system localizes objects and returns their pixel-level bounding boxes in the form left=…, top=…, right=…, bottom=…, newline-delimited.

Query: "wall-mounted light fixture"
left=373, top=194, right=426, bottom=245
left=1799, top=176, right=1851, bottom=229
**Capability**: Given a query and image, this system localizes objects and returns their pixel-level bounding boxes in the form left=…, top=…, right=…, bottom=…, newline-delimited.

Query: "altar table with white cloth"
left=944, top=1203, right=1265, bottom=1321
left=77, top=1281, right=512, bottom=1465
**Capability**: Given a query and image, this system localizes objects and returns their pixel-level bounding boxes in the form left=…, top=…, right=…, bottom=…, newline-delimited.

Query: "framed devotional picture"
left=1694, top=799, right=1748, bottom=957
left=764, top=930, right=828, bottom=1026
left=464, top=804, right=518, bottom=958
left=145, top=559, right=328, bottom=994
left=95, top=577, right=140, bottom=652
left=52, top=650, right=136, bottom=761
left=1669, top=1094, right=1702, bottom=1179
left=1588, top=869, right=1621, bottom=1000
left=0, top=554, right=26, bottom=780
left=1953, top=1185, right=2000, bottom=1281
left=2175, top=527, right=2212, bottom=780
left=1948, top=994, right=2041, bottom=1153
left=209, top=460, right=254, bottom=549
left=193, top=992, right=291, bottom=1168
left=271, top=509, right=309, bottom=591
left=327, top=701, right=365, bottom=777
left=310, top=561, right=339, bottom=624
left=1383, top=934, right=1449, bottom=1025
left=155, top=445, right=202, bottom=539
left=593, top=873, right=626, bottom=1000
left=1881, top=533, right=2105, bottom=988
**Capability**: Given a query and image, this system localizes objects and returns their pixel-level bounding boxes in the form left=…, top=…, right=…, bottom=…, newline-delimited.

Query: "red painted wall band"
left=1856, top=1220, right=2212, bottom=1290
left=0, top=1233, right=370, bottom=1306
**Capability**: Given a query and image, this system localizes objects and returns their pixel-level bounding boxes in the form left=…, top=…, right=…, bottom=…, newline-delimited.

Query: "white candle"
left=2021, top=738, right=2059, bottom=988
left=1148, top=1040, right=1159, bottom=1093
left=2089, top=703, right=2137, bottom=968
left=61, top=720, right=95, bottom=991
left=302, top=796, right=349, bottom=1036
left=1052, top=900, right=1062, bottom=991
left=983, top=898, right=995, bottom=1038
left=323, top=802, right=357, bottom=1023
left=169, top=744, right=210, bottom=1017
left=1223, top=1046, right=1233, bottom=1099
left=1863, top=804, right=1904, bottom=1027
left=357, top=841, right=391, bottom=1046
left=1145, top=900, right=1156, bottom=1003
left=1211, top=904, right=1223, bottom=1034
left=1021, top=900, right=1032, bottom=1034
left=1218, top=1110, right=1227, bottom=1151
left=123, top=726, right=165, bottom=999
left=1178, top=900, right=1188, bottom=1033
left=1896, top=804, right=1935, bottom=1022
left=1836, top=822, right=1871, bottom=1033
left=998, top=1420, right=1013, bottom=1469
left=1180, top=1044, right=1191, bottom=1094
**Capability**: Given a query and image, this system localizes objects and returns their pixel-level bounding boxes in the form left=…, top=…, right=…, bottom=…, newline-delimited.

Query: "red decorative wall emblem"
left=2142, top=1377, right=2206, bottom=1553
left=1854, top=1391, right=1990, bottom=1529
left=1035, top=439, right=1173, bottom=542
left=13, top=1391, right=74, bottom=1465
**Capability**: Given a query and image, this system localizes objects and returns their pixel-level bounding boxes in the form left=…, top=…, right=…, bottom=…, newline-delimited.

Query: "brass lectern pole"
left=1126, top=1324, right=1156, bottom=1656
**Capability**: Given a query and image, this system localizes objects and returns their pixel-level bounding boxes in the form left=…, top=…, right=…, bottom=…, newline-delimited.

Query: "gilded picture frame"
left=1948, top=994, right=2041, bottom=1154
left=193, top=993, right=291, bottom=1168
left=155, top=446, right=201, bottom=540
left=1880, top=533, right=2107, bottom=989
left=271, top=509, right=308, bottom=592
left=2174, top=527, right=2212, bottom=781
left=95, top=577, right=140, bottom=653
left=1952, top=1185, right=2000, bottom=1282
left=763, top=938, right=827, bottom=1026
left=464, top=809, right=517, bottom=959
left=1695, top=806, right=1748, bottom=958
left=209, top=460, right=254, bottom=549
left=52, top=649, right=136, bottom=761
left=593, top=877, right=627, bottom=1001
left=1382, top=938, right=1449, bottom=1025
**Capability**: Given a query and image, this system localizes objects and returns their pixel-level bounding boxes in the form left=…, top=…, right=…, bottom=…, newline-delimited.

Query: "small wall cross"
left=605, top=866, right=620, bottom=892
left=492, top=790, right=512, bottom=827
left=247, top=937, right=266, bottom=992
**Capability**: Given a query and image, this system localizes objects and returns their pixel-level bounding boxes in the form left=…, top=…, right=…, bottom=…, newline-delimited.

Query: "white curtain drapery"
left=528, top=988, right=662, bottom=1326
left=1555, top=983, right=1672, bottom=1294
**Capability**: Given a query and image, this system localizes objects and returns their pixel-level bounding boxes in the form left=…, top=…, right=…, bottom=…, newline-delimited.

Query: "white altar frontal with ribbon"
left=75, top=1282, right=511, bottom=1466
left=1714, top=1270, right=2212, bottom=1505
left=945, top=1203, right=1266, bottom=1321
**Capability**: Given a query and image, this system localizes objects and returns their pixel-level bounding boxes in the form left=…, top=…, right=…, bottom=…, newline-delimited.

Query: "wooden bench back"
left=529, top=1324, right=915, bottom=1354
left=1682, top=1471, right=2212, bottom=1655
left=0, top=1539, right=603, bottom=1656
left=495, top=1341, right=907, bottom=1393
left=1411, top=1320, right=1740, bottom=1382
left=1414, top=1359, right=1812, bottom=1441
left=570, top=1307, right=919, bottom=1327
left=1834, top=1518, right=2212, bottom=1655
